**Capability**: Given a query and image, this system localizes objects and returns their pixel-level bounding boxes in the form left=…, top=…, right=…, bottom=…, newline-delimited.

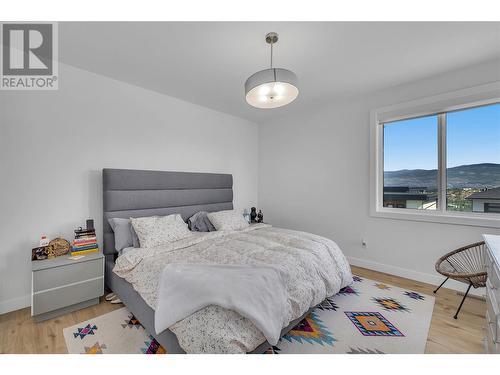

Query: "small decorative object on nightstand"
left=32, top=235, right=51, bottom=261
left=31, top=252, right=104, bottom=322
left=31, top=246, right=48, bottom=261
left=47, top=237, right=70, bottom=258
left=257, top=210, right=264, bottom=223
left=250, top=207, right=257, bottom=222
left=243, top=209, right=250, bottom=223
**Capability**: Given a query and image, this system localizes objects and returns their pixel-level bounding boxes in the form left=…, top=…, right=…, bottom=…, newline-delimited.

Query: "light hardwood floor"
left=0, top=265, right=486, bottom=354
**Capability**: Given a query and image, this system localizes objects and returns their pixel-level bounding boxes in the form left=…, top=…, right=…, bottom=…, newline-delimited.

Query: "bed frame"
left=102, top=168, right=310, bottom=353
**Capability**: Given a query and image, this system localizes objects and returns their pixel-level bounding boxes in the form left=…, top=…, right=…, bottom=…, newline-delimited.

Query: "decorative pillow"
left=207, top=210, right=249, bottom=231
left=188, top=211, right=216, bottom=232
left=108, top=218, right=141, bottom=251
left=130, top=214, right=192, bottom=248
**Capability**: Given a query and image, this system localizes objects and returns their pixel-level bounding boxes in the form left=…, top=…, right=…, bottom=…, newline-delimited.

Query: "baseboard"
left=348, top=256, right=485, bottom=297
left=0, top=294, right=30, bottom=315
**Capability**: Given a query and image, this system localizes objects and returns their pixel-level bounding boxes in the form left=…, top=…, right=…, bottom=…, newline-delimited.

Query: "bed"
left=103, top=168, right=352, bottom=354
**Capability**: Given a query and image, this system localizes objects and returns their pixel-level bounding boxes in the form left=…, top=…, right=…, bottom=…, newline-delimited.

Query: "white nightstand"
left=31, top=252, right=104, bottom=322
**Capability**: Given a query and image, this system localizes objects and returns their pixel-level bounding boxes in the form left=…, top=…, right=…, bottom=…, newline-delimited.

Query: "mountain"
left=384, top=163, right=500, bottom=189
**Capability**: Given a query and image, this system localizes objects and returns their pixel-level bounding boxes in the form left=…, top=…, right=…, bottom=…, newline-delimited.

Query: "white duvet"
left=113, top=224, right=352, bottom=353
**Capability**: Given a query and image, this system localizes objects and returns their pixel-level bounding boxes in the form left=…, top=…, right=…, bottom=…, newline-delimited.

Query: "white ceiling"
left=59, top=22, right=500, bottom=123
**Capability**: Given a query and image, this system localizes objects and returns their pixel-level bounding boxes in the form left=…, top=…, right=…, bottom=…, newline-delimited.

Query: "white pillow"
left=207, top=210, right=249, bottom=231
left=130, top=214, right=192, bottom=248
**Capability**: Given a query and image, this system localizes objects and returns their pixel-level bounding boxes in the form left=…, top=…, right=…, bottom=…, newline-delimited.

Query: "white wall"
left=0, top=63, right=259, bottom=313
left=259, top=60, right=500, bottom=292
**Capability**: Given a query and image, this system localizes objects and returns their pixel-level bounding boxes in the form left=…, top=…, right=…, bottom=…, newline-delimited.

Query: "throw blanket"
left=154, top=263, right=287, bottom=345
left=113, top=224, right=352, bottom=353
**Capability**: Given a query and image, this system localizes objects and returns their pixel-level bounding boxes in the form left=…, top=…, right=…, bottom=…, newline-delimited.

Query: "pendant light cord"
left=270, top=40, right=277, bottom=81
left=270, top=42, right=273, bottom=69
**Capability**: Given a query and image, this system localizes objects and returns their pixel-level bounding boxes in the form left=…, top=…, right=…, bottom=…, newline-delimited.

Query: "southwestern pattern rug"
left=63, top=276, right=434, bottom=354
left=63, top=308, right=166, bottom=354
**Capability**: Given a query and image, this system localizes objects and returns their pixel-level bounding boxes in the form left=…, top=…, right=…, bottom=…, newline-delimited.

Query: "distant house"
left=465, top=187, right=500, bottom=213
left=383, top=186, right=436, bottom=209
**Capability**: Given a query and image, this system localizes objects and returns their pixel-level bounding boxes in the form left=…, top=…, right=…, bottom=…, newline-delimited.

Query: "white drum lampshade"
left=245, top=68, right=299, bottom=109
left=244, top=32, right=299, bottom=109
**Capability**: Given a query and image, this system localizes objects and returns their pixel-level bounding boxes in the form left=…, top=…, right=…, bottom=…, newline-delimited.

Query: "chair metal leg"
left=453, top=283, right=472, bottom=319
left=433, top=277, right=449, bottom=294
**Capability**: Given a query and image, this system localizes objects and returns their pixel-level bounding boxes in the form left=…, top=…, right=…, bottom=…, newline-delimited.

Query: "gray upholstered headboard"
left=102, top=168, right=233, bottom=260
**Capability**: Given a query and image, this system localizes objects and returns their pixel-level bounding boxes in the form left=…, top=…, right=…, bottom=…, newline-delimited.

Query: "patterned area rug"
left=63, top=275, right=434, bottom=354
left=63, top=308, right=166, bottom=354
left=270, top=276, right=434, bottom=354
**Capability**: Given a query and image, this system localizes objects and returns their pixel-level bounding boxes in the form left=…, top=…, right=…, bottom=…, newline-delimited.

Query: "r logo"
left=2, top=23, right=53, bottom=75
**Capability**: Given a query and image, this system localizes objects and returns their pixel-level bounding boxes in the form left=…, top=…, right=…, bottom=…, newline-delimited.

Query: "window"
left=382, top=104, right=500, bottom=214
left=446, top=104, right=500, bottom=214
left=383, top=115, right=438, bottom=210
left=371, top=83, right=500, bottom=227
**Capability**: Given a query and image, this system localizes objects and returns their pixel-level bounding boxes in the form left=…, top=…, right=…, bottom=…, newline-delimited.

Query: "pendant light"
left=245, top=32, right=299, bottom=109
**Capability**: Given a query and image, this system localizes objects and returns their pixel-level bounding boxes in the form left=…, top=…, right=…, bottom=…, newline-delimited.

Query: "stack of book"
left=72, top=228, right=99, bottom=255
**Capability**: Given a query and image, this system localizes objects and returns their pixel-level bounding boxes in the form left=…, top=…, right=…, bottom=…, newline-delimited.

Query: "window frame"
left=370, top=82, right=500, bottom=228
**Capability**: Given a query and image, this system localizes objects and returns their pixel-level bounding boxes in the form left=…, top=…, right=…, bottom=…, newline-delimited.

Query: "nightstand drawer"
left=32, top=277, right=103, bottom=316
left=33, top=258, right=103, bottom=292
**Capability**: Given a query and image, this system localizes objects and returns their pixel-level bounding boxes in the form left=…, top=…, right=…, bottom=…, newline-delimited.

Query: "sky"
left=383, top=103, right=500, bottom=171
